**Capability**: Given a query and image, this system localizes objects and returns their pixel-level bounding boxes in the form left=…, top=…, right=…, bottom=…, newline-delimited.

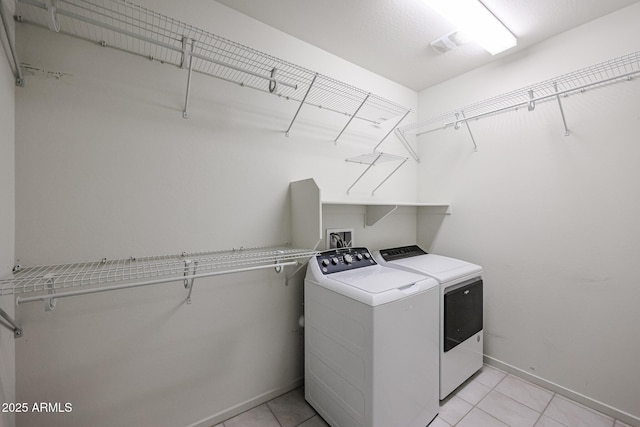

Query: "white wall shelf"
left=398, top=50, right=640, bottom=146
left=325, top=200, right=451, bottom=227
left=0, top=245, right=318, bottom=322
left=290, top=178, right=450, bottom=249
left=15, top=0, right=412, bottom=144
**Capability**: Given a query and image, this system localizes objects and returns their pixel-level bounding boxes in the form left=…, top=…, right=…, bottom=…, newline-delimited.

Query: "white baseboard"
left=185, top=377, right=304, bottom=427
left=484, top=355, right=640, bottom=427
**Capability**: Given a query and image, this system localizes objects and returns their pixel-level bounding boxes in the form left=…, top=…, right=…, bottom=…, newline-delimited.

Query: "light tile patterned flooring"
left=214, top=365, right=633, bottom=427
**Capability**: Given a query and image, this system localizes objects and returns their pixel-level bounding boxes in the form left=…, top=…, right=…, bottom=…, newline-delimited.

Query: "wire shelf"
left=16, top=0, right=411, bottom=126
left=0, top=245, right=318, bottom=297
left=345, top=151, right=409, bottom=195
left=346, top=152, right=407, bottom=165
left=398, top=50, right=640, bottom=136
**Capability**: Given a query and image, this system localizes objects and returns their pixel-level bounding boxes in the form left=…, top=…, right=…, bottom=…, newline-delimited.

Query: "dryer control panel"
left=315, top=247, right=376, bottom=274
left=379, top=245, right=427, bottom=261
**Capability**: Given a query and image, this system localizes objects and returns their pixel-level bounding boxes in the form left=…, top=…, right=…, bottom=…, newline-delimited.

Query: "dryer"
left=373, top=245, right=483, bottom=400
left=304, top=247, right=439, bottom=427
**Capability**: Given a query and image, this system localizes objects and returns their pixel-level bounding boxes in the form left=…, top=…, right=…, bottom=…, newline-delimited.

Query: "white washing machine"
left=373, top=245, right=483, bottom=400
left=304, top=247, right=439, bottom=427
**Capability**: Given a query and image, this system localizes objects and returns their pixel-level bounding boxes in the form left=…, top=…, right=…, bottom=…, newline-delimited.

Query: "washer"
left=373, top=245, right=483, bottom=400
left=304, top=247, right=439, bottom=427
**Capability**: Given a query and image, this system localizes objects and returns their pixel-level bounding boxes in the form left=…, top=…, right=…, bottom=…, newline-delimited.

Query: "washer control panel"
left=315, top=247, right=376, bottom=274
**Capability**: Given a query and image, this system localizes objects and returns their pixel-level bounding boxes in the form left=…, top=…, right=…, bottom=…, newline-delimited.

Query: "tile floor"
left=213, top=365, right=633, bottom=427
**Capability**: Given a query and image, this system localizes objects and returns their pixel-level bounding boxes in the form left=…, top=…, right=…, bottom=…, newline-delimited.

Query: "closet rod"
left=16, top=260, right=298, bottom=306
left=418, top=68, right=639, bottom=136
left=0, top=0, right=24, bottom=86
left=0, top=305, right=22, bottom=337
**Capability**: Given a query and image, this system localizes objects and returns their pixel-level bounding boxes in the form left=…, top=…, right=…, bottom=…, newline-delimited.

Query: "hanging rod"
left=15, top=0, right=411, bottom=140
left=398, top=50, right=640, bottom=138
left=0, top=0, right=25, bottom=86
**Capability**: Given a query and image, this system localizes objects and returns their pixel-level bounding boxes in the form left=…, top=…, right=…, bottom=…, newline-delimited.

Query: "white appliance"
left=373, top=245, right=483, bottom=400
left=304, top=247, right=439, bottom=427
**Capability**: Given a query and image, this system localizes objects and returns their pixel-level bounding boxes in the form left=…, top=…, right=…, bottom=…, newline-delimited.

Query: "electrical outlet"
left=326, top=228, right=354, bottom=249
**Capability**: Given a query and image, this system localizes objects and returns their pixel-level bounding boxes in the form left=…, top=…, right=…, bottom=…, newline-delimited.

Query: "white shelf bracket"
left=0, top=0, right=25, bottom=86
left=182, top=37, right=194, bottom=119
left=269, top=67, right=278, bottom=93
left=274, top=250, right=287, bottom=273
left=0, top=306, right=22, bottom=338
left=46, top=0, right=60, bottom=32
left=527, top=90, right=536, bottom=111
left=456, top=111, right=478, bottom=151
left=334, top=93, right=370, bottom=143
left=371, top=158, right=408, bottom=196
left=394, top=128, right=420, bottom=162
left=346, top=152, right=382, bottom=195
left=373, top=110, right=411, bottom=152
left=184, top=260, right=198, bottom=304
left=43, top=273, right=56, bottom=312
left=285, top=73, right=317, bottom=137
left=554, top=82, right=571, bottom=136
left=365, top=205, right=398, bottom=227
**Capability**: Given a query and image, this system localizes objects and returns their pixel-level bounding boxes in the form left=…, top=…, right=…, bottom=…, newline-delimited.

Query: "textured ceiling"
left=214, top=0, right=639, bottom=91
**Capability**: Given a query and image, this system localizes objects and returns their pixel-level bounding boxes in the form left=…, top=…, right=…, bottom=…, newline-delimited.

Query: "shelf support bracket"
left=184, top=260, right=198, bottom=304
left=46, top=0, right=60, bottom=32
left=456, top=111, right=478, bottom=151
left=371, top=157, right=408, bottom=196
left=180, top=36, right=193, bottom=69
left=554, top=82, right=570, bottom=136
left=365, top=205, right=398, bottom=227
left=373, top=110, right=411, bottom=152
left=274, top=250, right=286, bottom=273
left=285, top=73, right=317, bottom=137
left=0, top=0, right=25, bottom=86
left=334, top=93, right=370, bottom=143
left=0, top=305, right=22, bottom=338
left=527, top=90, right=536, bottom=111
left=182, top=38, right=194, bottom=119
left=43, top=274, right=56, bottom=312
left=394, top=128, right=420, bottom=163
left=346, top=152, right=382, bottom=195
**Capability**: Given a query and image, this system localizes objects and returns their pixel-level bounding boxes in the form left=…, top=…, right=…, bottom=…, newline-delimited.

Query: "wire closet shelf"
left=397, top=50, right=640, bottom=139
left=0, top=246, right=318, bottom=304
left=15, top=0, right=411, bottom=133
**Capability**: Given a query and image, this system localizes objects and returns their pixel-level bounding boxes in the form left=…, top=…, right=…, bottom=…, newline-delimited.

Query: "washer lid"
left=380, top=253, right=482, bottom=283
left=330, top=265, right=434, bottom=293
left=312, top=264, right=439, bottom=306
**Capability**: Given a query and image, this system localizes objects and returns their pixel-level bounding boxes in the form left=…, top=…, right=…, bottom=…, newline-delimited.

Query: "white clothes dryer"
left=373, top=245, right=483, bottom=400
left=304, top=247, right=439, bottom=427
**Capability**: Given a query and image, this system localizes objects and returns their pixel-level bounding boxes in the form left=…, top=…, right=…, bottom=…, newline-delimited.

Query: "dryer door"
left=444, top=279, right=483, bottom=352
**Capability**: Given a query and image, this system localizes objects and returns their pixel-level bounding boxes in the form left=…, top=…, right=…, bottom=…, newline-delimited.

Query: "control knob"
left=331, top=257, right=339, bottom=265
left=356, top=253, right=363, bottom=261
left=321, top=259, right=330, bottom=267
left=343, top=254, right=353, bottom=264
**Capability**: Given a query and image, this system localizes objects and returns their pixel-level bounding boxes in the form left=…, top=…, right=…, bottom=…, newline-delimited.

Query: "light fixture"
left=424, top=0, right=517, bottom=55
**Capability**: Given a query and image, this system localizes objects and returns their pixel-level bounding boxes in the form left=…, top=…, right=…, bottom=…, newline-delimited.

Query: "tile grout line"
left=264, top=400, right=284, bottom=427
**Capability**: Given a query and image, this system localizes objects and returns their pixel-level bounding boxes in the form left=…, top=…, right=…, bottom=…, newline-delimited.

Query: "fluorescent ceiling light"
left=424, top=0, right=517, bottom=55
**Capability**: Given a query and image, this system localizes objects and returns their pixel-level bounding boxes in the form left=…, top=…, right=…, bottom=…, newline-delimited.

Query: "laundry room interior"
left=1, top=0, right=639, bottom=426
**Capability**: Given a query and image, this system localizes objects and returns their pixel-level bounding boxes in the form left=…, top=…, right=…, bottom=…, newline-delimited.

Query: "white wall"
left=418, top=3, right=640, bottom=424
left=13, top=1, right=418, bottom=426
left=0, top=0, right=16, bottom=426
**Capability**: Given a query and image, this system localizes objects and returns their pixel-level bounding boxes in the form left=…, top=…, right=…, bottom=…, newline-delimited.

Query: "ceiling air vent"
left=430, top=30, right=471, bottom=54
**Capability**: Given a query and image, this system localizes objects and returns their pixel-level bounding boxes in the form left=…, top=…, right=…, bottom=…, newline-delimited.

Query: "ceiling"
left=214, top=0, right=639, bottom=91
